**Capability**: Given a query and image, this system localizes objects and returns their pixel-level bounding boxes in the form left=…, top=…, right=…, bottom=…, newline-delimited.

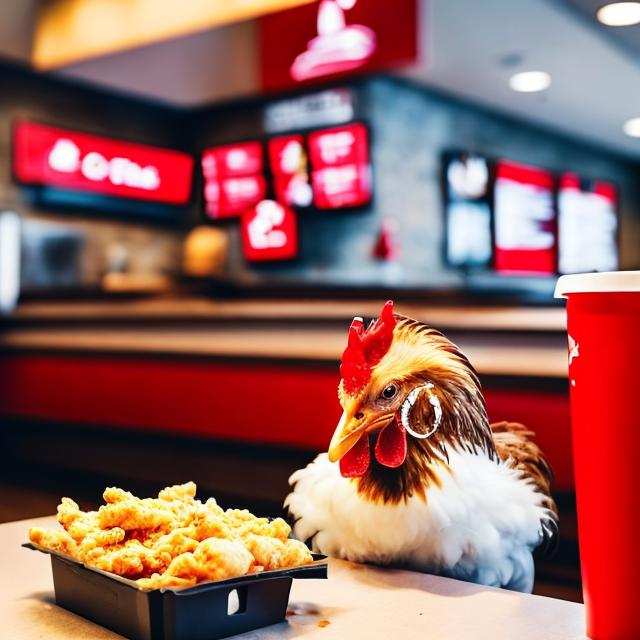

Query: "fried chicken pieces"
left=29, top=482, right=313, bottom=590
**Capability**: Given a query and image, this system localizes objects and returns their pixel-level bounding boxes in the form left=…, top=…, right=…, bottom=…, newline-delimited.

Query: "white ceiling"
left=405, top=0, right=640, bottom=159
left=563, top=0, right=640, bottom=59
left=1, top=0, right=639, bottom=159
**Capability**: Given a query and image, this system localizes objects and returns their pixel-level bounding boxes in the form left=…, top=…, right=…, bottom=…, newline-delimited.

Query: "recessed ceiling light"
left=508, top=71, right=551, bottom=93
left=623, top=117, right=640, bottom=137
left=596, top=2, right=640, bottom=26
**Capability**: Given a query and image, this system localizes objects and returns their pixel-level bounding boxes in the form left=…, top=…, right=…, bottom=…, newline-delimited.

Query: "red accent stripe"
left=496, top=160, right=554, bottom=189
left=0, top=355, right=339, bottom=449
left=0, top=355, right=573, bottom=489
left=592, top=181, right=617, bottom=203
left=494, top=248, right=556, bottom=274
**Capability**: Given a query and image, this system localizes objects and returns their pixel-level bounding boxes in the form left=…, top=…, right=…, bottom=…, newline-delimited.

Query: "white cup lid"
left=555, top=271, right=640, bottom=298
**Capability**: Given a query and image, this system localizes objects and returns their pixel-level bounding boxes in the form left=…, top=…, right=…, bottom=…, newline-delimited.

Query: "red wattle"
left=339, top=434, right=371, bottom=478
left=374, top=416, right=407, bottom=468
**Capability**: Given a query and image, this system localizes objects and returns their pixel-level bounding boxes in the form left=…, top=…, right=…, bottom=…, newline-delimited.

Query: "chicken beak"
left=328, top=410, right=364, bottom=463
left=327, top=408, right=395, bottom=463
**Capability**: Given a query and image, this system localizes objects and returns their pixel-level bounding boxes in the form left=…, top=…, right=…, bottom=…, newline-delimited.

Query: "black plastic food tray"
left=25, top=543, right=328, bottom=640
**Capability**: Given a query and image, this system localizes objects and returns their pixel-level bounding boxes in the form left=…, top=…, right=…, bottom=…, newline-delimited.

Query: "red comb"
left=340, top=300, right=396, bottom=396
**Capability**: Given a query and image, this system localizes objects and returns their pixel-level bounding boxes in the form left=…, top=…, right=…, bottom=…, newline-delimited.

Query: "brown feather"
left=346, top=314, right=557, bottom=527
left=491, top=421, right=558, bottom=518
left=355, top=316, right=495, bottom=504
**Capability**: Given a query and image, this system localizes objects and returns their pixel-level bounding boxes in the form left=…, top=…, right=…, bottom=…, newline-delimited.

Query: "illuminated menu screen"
left=493, top=160, right=556, bottom=274
left=268, top=135, right=313, bottom=208
left=202, top=142, right=267, bottom=219
left=444, top=153, right=492, bottom=269
left=558, top=173, right=618, bottom=274
left=241, top=200, right=298, bottom=262
left=308, top=123, right=372, bottom=209
left=202, top=123, right=372, bottom=218
left=13, top=120, right=194, bottom=205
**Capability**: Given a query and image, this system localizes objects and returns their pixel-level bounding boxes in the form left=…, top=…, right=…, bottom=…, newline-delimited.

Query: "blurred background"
left=0, top=0, right=639, bottom=603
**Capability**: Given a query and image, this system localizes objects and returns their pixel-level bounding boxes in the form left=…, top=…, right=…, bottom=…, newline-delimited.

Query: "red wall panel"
left=484, top=388, right=573, bottom=490
left=0, top=355, right=340, bottom=449
left=0, top=354, right=573, bottom=489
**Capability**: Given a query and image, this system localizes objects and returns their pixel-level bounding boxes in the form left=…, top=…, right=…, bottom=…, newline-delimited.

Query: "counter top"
left=0, top=324, right=567, bottom=378
left=3, top=516, right=585, bottom=640
left=11, top=297, right=567, bottom=332
left=1, top=298, right=569, bottom=379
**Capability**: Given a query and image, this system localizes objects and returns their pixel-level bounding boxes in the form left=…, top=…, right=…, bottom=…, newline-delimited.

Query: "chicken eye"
left=381, top=384, right=398, bottom=400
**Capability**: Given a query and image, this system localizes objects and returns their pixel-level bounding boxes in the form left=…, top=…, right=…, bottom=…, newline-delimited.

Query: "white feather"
left=285, top=448, right=551, bottom=592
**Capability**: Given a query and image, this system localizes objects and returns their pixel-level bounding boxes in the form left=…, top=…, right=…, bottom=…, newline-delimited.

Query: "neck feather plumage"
left=355, top=318, right=495, bottom=505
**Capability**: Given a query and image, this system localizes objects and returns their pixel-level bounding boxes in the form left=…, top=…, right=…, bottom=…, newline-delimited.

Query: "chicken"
left=285, top=301, right=557, bottom=593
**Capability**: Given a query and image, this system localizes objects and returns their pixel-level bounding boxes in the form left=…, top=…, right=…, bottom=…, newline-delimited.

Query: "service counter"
left=2, top=516, right=585, bottom=640
left=0, top=297, right=573, bottom=490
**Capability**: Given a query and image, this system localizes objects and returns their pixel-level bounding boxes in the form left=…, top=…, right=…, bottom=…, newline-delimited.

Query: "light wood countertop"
left=0, top=324, right=568, bottom=378
left=1, top=297, right=570, bottom=379
left=11, top=297, right=568, bottom=332
left=3, top=516, right=585, bottom=640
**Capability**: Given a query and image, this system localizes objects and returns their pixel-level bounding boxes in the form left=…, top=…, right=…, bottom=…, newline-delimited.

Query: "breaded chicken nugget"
left=29, top=527, right=78, bottom=557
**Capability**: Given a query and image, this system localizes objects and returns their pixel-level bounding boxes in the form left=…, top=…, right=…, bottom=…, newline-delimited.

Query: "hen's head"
left=329, top=301, right=494, bottom=503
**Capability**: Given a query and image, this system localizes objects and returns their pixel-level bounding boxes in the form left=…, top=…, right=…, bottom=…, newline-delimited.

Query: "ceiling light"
left=596, top=2, right=640, bottom=26
left=508, top=71, right=551, bottom=93
left=623, top=117, right=640, bottom=137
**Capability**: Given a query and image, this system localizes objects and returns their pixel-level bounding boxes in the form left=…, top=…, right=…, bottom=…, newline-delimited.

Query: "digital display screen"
left=13, top=120, right=194, bottom=205
left=444, top=153, right=492, bottom=269
left=558, top=173, right=618, bottom=274
left=493, top=160, right=556, bottom=275
left=202, top=142, right=266, bottom=219
left=204, top=142, right=263, bottom=177
left=308, top=123, right=372, bottom=209
left=268, top=135, right=313, bottom=207
left=202, top=124, right=372, bottom=220
left=241, top=199, right=298, bottom=262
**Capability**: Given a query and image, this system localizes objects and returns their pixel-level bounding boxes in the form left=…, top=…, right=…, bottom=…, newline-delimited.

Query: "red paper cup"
left=555, top=272, right=640, bottom=640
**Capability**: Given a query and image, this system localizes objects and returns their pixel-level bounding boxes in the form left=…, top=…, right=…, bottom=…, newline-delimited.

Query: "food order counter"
left=0, top=297, right=573, bottom=491
left=3, top=515, right=584, bottom=640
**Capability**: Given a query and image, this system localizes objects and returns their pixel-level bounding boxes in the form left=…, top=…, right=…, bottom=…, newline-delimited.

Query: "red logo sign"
left=241, top=200, right=298, bottom=262
left=309, top=123, right=371, bottom=209
left=202, top=142, right=266, bottom=218
left=290, top=0, right=377, bottom=82
left=260, top=0, right=417, bottom=91
left=493, top=160, right=556, bottom=274
left=13, top=120, right=194, bottom=205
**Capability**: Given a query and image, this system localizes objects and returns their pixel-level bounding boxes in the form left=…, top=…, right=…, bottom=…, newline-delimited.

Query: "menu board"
left=241, top=200, right=298, bottom=262
left=444, top=153, right=492, bottom=269
left=202, top=124, right=372, bottom=219
left=268, top=135, right=313, bottom=207
left=493, top=160, right=556, bottom=274
left=558, top=173, right=618, bottom=274
left=13, top=120, right=194, bottom=205
left=202, top=142, right=266, bottom=219
left=308, top=123, right=372, bottom=209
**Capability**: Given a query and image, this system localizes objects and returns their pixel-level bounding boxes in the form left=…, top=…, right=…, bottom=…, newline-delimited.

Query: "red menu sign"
left=13, top=120, right=194, bottom=205
left=241, top=200, right=298, bottom=262
left=203, top=142, right=263, bottom=178
left=202, top=142, right=266, bottom=219
left=260, top=0, right=418, bottom=91
left=493, top=160, right=556, bottom=275
left=308, top=123, right=371, bottom=209
left=268, top=135, right=313, bottom=207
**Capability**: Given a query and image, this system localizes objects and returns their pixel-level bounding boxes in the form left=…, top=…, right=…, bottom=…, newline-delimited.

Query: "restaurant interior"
left=0, top=0, right=639, bottom=615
